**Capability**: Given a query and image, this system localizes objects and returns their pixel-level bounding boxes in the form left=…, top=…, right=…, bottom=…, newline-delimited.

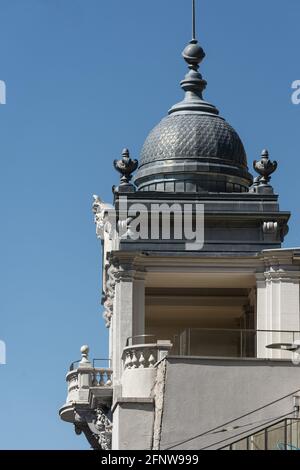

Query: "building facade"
left=59, top=5, right=300, bottom=451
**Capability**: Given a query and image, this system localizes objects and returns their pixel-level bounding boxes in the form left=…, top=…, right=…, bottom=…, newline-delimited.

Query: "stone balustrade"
left=66, top=367, right=112, bottom=397
left=63, top=345, right=113, bottom=406
left=66, top=370, right=80, bottom=396
left=122, top=340, right=172, bottom=371
left=92, top=368, right=113, bottom=387
left=59, top=346, right=113, bottom=449
left=121, top=340, right=172, bottom=398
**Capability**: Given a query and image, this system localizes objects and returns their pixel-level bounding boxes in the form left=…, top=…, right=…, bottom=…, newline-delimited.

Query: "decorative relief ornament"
left=92, top=195, right=115, bottom=240
left=95, top=407, right=112, bottom=450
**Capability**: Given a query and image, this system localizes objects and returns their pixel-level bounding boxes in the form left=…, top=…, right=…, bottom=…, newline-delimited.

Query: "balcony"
left=121, top=336, right=173, bottom=398
left=169, top=328, right=300, bottom=359
left=123, top=335, right=173, bottom=369
left=59, top=346, right=113, bottom=450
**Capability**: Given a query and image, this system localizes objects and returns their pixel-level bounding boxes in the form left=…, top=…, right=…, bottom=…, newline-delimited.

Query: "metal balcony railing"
left=69, top=358, right=111, bottom=371
left=126, top=335, right=157, bottom=347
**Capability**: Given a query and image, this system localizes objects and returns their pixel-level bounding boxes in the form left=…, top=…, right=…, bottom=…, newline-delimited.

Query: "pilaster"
left=256, top=251, right=300, bottom=358
left=112, top=262, right=146, bottom=387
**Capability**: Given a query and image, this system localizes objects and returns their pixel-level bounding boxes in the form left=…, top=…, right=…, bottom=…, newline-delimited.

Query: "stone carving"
left=95, top=407, right=112, bottom=450
left=73, top=408, right=112, bottom=451
left=93, top=194, right=134, bottom=243
left=102, top=264, right=117, bottom=328
left=113, top=149, right=138, bottom=186
left=253, top=149, right=277, bottom=185
left=102, top=295, right=113, bottom=328
left=263, top=221, right=279, bottom=234
left=93, top=197, right=118, bottom=327
left=73, top=410, right=103, bottom=450
left=92, top=194, right=102, bottom=215
left=92, top=195, right=115, bottom=241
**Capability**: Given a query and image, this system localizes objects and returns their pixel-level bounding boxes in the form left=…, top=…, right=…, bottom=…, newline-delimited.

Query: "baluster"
left=139, top=351, right=145, bottom=368
left=131, top=350, right=138, bottom=368
left=148, top=351, right=155, bottom=368
left=92, top=372, right=98, bottom=386
left=125, top=352, right=132, bottom=369
left=106, top=371, right=112, bottom=386
left=99, top=370, right=105, bottom=386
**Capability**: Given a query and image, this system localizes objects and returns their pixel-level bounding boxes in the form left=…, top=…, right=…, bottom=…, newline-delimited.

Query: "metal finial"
left=113, top=149, right=138, bottom=186
left=192, top=0, right=196, bottom=41
left=180, top=0, right=206, bottom=96
left=182, top=0, right=205, bottom=71
left=169, top=0, right=219, bottom=115
left=253, top=149, right=278, bottom=185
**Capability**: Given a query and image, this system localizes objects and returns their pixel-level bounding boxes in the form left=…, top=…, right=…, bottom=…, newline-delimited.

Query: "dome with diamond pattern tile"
left=134, top=39, right=253, bottom=193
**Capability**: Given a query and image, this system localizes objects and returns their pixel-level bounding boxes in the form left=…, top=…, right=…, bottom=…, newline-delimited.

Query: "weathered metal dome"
left=134, top=38, right=253, bottom=193
left=140, top=114, right=247, bottom=167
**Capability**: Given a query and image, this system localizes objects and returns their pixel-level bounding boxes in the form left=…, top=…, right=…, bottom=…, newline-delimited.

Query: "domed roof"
left=140, top=114, right=247, bottom=168
left=134, top=38, right=253, bottom=193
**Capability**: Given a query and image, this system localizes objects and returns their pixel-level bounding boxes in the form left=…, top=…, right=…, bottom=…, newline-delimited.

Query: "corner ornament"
left=113, top=149, right=138, bottom=192
left=253, top=149, right=277, bottom=185
left=92, top=195, right=115, bottom=241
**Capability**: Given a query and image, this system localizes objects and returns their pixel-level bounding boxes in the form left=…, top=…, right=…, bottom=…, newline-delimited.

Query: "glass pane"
left=267, top=422, right=286, bottom=450
left=250, top=430, right=266, bottom=450
left=221, top=420, right=300, bottom=451
left=172, top=329, right=256, bottom=358
left=288, top=419, right=300, bottom=450
left=232, top=438, right=248, bottom=450
left=189, top=330, right=241, bottom=357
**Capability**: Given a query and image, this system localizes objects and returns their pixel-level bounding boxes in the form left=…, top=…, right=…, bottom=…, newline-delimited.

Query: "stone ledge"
left=112, top=397, right=154, bottom=413
left=89, top=386, right=113, bottom=409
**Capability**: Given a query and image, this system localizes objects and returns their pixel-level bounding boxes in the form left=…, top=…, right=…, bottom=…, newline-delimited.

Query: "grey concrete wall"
left=160, top=357, right=300, bottom=450
left=112, top=399, right=154, bottom=450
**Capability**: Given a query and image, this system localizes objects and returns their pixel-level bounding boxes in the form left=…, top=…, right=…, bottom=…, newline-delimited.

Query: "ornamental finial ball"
left=261, top=149, right=269, bottom=158
left=80, top=345, right=89, bottom=356
left=182, top=41, right=205, bottom=67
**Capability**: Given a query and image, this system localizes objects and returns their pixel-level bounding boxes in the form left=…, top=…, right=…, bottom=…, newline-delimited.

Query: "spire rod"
left=168, top=0, right=219, bottom=116
left=192, top=0, right=196, bottom=41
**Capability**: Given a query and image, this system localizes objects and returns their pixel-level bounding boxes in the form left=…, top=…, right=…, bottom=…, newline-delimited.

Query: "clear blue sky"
left=0, top=0, right=299, bottom=449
